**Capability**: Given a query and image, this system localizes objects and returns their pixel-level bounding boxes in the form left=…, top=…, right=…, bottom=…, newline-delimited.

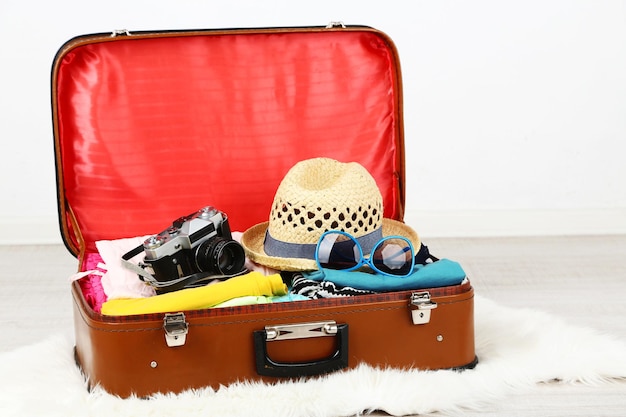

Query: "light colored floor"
left=1, top=235, right=626, bottom=415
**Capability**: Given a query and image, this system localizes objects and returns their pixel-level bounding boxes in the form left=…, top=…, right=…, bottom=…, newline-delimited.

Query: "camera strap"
left=122, top=244, right=144, bottom=261
left=120, top=255, right=207, bottom=292
left=120, top=244, right=154, bottom=281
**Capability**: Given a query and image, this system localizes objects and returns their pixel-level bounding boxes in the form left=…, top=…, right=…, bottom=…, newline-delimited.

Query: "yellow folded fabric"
left=101, top=272, right=287, bottom=316
left=214, top=295, right=273, bottom=308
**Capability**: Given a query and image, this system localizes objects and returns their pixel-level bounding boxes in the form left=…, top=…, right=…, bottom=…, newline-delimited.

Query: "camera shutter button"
left=145, top=235, right=163, bottom=249
left=199, top=206, right=218, bottom=218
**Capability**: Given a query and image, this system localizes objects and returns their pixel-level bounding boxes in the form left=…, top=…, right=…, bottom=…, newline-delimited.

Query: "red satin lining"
left=55, top=30, right=403, bottom=252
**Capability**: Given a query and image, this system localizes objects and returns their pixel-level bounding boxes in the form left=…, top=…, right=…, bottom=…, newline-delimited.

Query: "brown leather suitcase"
left=52, top=24, right=476, bottom=398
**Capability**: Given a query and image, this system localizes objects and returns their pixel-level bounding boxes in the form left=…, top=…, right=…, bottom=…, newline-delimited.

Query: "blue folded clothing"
left=302, top=259, right=466, bottom=292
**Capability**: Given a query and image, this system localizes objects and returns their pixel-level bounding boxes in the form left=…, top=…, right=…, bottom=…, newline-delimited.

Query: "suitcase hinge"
left=163, top=313, right=188, bottom=347
left=409, top=291, right=437, bottom=325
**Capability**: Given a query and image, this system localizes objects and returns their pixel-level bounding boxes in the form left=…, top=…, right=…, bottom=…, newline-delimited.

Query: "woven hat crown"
left=267, top=158, right=383, bottom=245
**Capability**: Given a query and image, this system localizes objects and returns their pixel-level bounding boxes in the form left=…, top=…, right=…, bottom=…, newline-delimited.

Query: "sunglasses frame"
left=314, top=230, right=416, bottom=277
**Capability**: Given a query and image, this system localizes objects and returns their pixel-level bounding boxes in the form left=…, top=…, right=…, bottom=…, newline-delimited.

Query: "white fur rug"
left=1, top=295, right=625, bottom=417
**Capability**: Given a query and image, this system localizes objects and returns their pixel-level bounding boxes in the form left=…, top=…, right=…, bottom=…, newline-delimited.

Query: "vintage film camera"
left=137, top=206, right=246, bottom=292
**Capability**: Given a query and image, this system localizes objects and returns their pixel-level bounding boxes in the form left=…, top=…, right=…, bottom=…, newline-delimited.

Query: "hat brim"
left=240, top=219, right=421, bottom=272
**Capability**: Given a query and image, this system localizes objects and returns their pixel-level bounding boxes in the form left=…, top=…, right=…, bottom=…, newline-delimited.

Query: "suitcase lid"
left=52, top=25, right=406, bottom=256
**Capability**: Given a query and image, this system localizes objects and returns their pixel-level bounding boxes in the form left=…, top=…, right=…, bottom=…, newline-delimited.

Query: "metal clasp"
left=163, top=313, right=188, bottom=347
left=325, top=21, right=346, bottom=29
left=111, top=29, right=131, bottom=37
left=264, top=321, right=338, bottom=341
left=409, top=292, right=437, bottom=325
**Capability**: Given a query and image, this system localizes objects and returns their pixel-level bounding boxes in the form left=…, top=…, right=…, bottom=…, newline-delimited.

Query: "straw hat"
left=240, top=157, right=420, bottom=271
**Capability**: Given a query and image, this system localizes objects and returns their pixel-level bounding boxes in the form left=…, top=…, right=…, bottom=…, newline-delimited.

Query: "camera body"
left=142, top=206, right=246, bottom=288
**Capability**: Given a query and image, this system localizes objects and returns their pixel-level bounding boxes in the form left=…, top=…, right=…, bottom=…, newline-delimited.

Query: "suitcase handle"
left=253, top=321, right=349, bottom=378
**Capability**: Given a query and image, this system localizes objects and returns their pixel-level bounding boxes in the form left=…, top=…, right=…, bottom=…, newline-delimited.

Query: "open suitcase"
left=51, top=24, right=476, bottom=398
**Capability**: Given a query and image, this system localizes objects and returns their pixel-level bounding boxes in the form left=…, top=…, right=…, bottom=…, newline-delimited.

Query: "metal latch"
left=110, top=29, right=131, bottom=37
left=409, top=292, right=437, bottom=325
left=325, top=21, right=346, bottom=29
left=264, top=321, right=338, bottom=341
left=163, top=313, right=188, bottom=347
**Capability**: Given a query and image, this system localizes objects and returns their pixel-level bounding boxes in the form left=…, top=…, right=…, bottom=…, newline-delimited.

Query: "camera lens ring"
left=194, top=237, right=246, bottom=275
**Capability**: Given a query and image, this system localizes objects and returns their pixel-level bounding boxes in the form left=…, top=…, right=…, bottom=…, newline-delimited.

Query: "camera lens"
left=194, top=238, right=246, bottom=275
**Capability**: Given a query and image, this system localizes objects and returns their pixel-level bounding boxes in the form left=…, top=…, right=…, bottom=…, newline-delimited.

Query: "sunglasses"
left=314, top=230, right=415, bottom=277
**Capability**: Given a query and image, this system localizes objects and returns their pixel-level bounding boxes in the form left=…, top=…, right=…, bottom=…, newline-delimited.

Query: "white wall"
left=1, top=0, right=625, bottom=245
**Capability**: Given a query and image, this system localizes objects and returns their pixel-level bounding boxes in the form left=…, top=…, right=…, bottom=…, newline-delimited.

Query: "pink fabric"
left=74, top=236, right=155, bottom=313
left=78, top=252, right=108, bottom=313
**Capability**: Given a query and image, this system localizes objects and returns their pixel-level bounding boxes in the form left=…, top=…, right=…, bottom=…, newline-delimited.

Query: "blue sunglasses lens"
left=316, top=233, right=360, bottom=270
left=371, top=238, right=414, bottom=276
